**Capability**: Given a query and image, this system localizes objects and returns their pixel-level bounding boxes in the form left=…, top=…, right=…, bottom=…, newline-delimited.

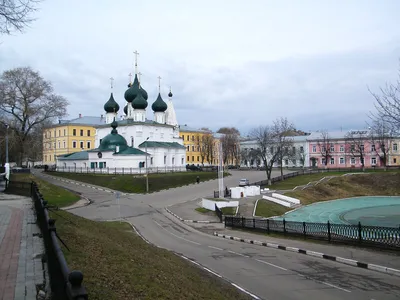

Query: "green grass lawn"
left=221, top=207, right=236, bottom=215
left=195, top=207, right=212, bottom=213
left=9, top=173, right=80, bottom=207
left=254, top=200, right=291, bottom=218
left=53, top=211, right=251, bottom=300
left=50, top=171, right=229, bottom=193
left=268, top=169, right=398, bottom=190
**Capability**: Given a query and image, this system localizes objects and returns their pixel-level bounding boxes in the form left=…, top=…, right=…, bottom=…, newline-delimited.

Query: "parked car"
left=239, top=178, right=250, bottom=186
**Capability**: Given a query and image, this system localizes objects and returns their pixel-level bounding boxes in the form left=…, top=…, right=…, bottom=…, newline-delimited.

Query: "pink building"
left=307, top=130, right=388, bottom=169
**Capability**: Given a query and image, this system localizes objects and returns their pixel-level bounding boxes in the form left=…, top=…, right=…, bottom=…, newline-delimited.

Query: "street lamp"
left=145, top=137, right=149, bottom=192
left=5, top=123, right=9, bottom=164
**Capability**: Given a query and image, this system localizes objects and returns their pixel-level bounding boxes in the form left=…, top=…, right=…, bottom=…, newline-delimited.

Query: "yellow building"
left=179, top=125, right=221, bottom=165
left=42, top=115, right=104, bottom=165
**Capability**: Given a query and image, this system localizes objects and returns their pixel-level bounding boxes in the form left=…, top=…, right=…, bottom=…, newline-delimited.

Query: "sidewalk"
left=0, top=193, right=47, bottom=300
left=215, top=228, right=400, bottom=271
left=167, top=199, right=220, bottom=223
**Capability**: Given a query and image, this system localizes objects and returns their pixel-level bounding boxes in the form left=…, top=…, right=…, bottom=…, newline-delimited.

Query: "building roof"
left=152, top=93, right=168, bottom=112
left=95, top=118, right=174, bottom=129
left=138, top=141, right=186, bottom=149
left=179, top=124, right=210, bottom=133
left=57, top=116, right=106, bottom=126
left=113, top=147, right=149, bottom=155
left=57, top=151, right=88, bottom=161
left=104, top=93, right=120, bottom=113
left=97, top=120, right=128, bottom=151
left=306, top=130, right=371, bottom=140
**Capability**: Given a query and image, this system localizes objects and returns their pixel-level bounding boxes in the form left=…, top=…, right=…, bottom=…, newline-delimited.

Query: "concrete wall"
left=201, top=198, right=239, bottom=211
left=262, top=195, right=292, bottom=207
left=271, top=193, right=300, bottom=205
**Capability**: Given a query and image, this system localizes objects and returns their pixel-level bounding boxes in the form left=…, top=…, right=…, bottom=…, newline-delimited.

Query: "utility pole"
left=5, top=124, right=9, bottom=164
left=145, top=137, right=149, bottom=192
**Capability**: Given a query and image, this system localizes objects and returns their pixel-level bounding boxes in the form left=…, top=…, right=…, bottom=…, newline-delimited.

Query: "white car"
left=239, top=178, right=249, bottom=186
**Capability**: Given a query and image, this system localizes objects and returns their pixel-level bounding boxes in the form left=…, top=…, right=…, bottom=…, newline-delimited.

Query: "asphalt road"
left=32, top=170, right=400, bottom=300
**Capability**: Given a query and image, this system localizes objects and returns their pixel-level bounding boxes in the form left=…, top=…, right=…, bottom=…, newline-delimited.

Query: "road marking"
left=153, top=220, right=201, bottom=245
left=208, top=246, right=223, bottom=251
left=255, top=259, right=288, bottom=271
left=228, top=250, right=249, bottom=258
left=231, top=283, right=261, bottom=300
left=321, top=281, right=351, bottom=293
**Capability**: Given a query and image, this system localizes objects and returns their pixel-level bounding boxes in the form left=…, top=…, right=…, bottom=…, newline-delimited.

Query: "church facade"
left=56, top=64, right=186, bottom=173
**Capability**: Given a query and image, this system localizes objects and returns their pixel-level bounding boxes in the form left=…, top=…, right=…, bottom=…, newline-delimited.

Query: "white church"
left=56, top=59, right=187, bottom=173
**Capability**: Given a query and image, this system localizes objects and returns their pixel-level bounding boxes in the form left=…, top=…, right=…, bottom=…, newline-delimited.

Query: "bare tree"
left=345, top=130, right=368, bottom=171
left=202, top=133, right=215, bottom=165
left=0, top=67, right=68, bottom=165
left=249, top=125, right=280, bottom=185
left=218, top=127, right=240, bottom=165
left=273, top=118, right=295, bottom=179
left=296, top=146, right=306, bottom=169
left=0, top=0, right=41, bottom=35
left=369, top=65, right=400, bottom=129
left=195, top=135, right=207, bottom=166
left=317, top=131, right=333, bottom=168
left=369, top=119, right=392, bottom=170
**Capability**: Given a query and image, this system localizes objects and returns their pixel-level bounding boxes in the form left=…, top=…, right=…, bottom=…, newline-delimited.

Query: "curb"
left=213, top=232, right=400, bottom=278
left=40, top=174, right=129, bottom=196
left=165, top=207, right=221, bottom=224
left=61, top=195, right=92, bottom=211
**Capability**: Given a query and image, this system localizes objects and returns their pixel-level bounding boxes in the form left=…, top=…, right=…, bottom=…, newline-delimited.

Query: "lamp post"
left=5, top=123, right=9, bottom=164
left=145, top=137, right=149, bottom=192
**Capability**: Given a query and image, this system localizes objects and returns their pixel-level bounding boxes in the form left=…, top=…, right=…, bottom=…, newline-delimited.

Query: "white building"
left=56, top=66, right=186, bottom=173
left=239, top=135, right=310, bottom=168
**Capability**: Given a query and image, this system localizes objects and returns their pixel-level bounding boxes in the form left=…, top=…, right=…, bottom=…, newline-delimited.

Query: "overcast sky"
left=1, top=0, right=400, bottom=134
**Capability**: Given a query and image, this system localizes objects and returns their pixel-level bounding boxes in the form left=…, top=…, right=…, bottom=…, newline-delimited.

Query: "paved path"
left=0, top=194, right=46, bottom=300
left=32, top=170, right=400, bottom=300
left=168, top=199, right=220, bottom=222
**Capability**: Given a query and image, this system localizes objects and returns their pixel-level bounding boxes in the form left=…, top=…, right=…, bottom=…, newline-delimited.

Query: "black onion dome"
left=124, top=74, right=148, bottom=103
left=132, top=88, right=148, bottom=109
left=123, top=104, right=128, bottom=115
left=104, top=93, right=119, bottom=113
left=152, top=93, right=168, bottom=112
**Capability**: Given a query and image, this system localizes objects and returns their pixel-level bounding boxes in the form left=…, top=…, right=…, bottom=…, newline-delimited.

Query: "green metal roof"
left=57, top=151, right=88, bottom=161
left=113, top=147, right=149, bottom=156
left=138, top=141, right=185, bottom=149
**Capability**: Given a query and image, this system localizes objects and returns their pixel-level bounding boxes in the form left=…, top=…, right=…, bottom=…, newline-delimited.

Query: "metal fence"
left=225, top=216, right=400, bottom=250
left=53, top=166, right=188, bottom=175
left=215, top=204, right=223, bottom=222
left=31, top=182, right=88, bottom=300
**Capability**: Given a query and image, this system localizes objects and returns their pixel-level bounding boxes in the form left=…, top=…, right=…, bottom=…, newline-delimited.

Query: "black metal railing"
left=215, top=204, right=223, bottom=222
left=31, top=182, right=88, bottom=300
left=225, top=216, right=400, bottom=250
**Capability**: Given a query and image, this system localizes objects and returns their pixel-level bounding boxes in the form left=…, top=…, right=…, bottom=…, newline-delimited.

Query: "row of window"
left=313, top=157, right=380, bottom=165
left=311, top=143, right=398, bottom=153
left=45, top=129, right=92, bottom=138
left=45, top=141, right=92, bottom=150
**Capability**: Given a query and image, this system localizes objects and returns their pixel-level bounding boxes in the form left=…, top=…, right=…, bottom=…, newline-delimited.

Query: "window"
left=300, top=146, right=304, bottom=153
left=63, top=141, right=66, bottom=148
left=292, top=147, right=296, bottom=154
left=284, top=159, right=289, bottom=165
left=100, top=139, right=102, bottom=144
left=192, top=135, right=194, bottom=141
left=312, top=145, right=316, bottom=152
left=330, top=145, right=335, bottom=152
left=87, top=130, right=90, bottom=136
left=330, top=157, right=335, bottom=165
left=150, top=157, right=153, bottom=165
left=53, top=142, right=56, bottom=149
left=394, top=158, right=397, bottom=164
left=371, top=144, right=376, bottom=152
left=187, top=156, right=190, bottom=161
left=58, top=130, right=61, bottom=136
left=360, top=144, right=364, bottom=152
left=371, top=157, right=376, bottom=165
left=44, top=155, right=47, bottom=162
left=181, top=157, right=184, bottom=164
left=87, top=141, right=91, bottom=149
left=72, top=141, right=77, bottom=148
left=197, top=136, right=199, bottom=141
left=321, top=146, right=326, bottom=152
left=187, top=135, right=189, bottom=141
left=73, top=129, right=76, bottom=136
left=340, top=145, right=344, bottom=152
left=340, top=157, right=344, bottom=164
left=187, top=146, right=190, bottom=151
left=322, top=158, right=326, bottom=165
left=80, top=141, right=84, bottom=149
left=192, top=146, right=195, bottom=151
left=192, top=156, right=194, bottom=161
left=164, top=156, right=167, bottom=165
left=393, top=143, right=398, bottom=151
left=197, top=156, right=200, bottom=162
left=351, top=157, right=355, bottom=164
left=64, top=129, right=66, bottom=136
left=360, top=157, right=364, bottom=164
left=292, top=159, right=296, bottom=165
left=58, top=141, right=60, bottom=149
left=172, top=157, right=175, bottom=165
left=80, top=129, right=83, bottom=136
left=351, top=144, right=355, bottom=151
